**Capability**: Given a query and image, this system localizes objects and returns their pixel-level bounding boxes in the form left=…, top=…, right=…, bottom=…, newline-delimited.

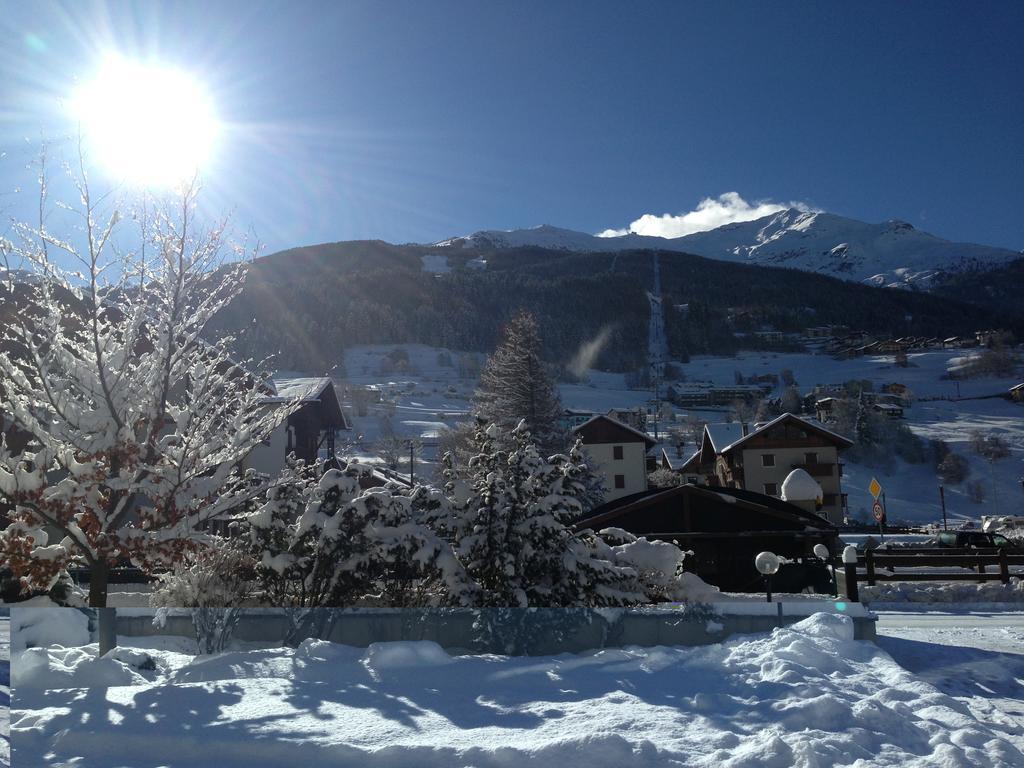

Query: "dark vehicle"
left=936, top=531, right=1012, bottom=548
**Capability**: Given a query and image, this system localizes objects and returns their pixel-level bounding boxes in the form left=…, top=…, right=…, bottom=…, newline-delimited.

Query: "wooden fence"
left=859, top=547, right=1024, bottom=586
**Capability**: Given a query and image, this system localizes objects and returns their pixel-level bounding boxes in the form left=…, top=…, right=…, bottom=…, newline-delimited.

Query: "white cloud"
left=597, top=192, right=815, bottom=240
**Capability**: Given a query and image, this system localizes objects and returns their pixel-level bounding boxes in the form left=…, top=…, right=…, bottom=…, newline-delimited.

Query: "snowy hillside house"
left=244, top=377, right=350, bottom=475
left=693, top=413, right=853, bottom=525
left=571, top=414, right=656, bottom=502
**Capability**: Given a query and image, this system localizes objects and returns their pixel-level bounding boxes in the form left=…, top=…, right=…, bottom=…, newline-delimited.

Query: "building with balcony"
left=692, top=413, right=853, bottom=525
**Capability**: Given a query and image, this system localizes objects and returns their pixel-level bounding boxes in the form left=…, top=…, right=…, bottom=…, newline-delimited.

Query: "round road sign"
left=872, top=500, right=885, bottom=522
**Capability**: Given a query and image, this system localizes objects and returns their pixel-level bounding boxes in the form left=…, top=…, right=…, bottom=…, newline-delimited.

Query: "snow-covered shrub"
left=150, top=540, right=256, bottom=654
left=150, top=540, right=256, bottom=608
left=245, top=461, right=476, bottom=607
left=648, top=468, right=683, bottom=489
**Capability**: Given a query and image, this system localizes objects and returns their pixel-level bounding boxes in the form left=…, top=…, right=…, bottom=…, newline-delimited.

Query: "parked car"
left=935, top=531, right=1013, bottom=549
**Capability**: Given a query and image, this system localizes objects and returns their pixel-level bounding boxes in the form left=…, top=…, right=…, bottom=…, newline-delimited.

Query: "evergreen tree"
left=455, top=421, right=642, bottom=607
left=474, top=311, right=566, bottom=455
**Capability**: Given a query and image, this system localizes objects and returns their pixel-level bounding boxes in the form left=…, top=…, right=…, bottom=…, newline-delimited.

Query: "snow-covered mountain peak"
left=433, top=209, right=1019, bottom=290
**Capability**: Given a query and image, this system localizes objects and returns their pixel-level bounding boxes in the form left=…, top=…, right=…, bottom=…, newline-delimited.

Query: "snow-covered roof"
left=781, top=469, right=823, bottom=503
left=717, top=413, right=854, bottom=454
left=263, top=377, right=334, bottom=404
left=705, top=423, right=746, bottom=453
left=571, top=414, right=657, bottom=447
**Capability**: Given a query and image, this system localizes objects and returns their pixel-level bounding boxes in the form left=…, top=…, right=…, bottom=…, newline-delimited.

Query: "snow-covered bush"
left=245, top=461, right=476, bottom=607
left=150, top=540, right=256, bottom=608
left=584, top=527, right=717, bottom=603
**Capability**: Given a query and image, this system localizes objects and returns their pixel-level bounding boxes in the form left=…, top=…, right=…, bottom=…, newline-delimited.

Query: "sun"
left=72, top=56, right=220, bottom=187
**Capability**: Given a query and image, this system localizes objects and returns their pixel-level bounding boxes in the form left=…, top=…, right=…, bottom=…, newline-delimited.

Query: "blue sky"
left=0, top=0, right=1021, bottom=254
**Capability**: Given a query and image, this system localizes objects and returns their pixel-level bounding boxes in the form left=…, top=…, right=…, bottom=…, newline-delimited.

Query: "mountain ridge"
left=433, top=210, right=1021, bottom=289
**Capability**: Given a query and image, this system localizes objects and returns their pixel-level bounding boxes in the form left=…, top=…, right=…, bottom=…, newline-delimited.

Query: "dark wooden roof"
left=571, top=414, right=657, bottom=448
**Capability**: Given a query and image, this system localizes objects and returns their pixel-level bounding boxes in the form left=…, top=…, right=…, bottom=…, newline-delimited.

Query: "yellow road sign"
left=868, top=477, right=882, bottom=499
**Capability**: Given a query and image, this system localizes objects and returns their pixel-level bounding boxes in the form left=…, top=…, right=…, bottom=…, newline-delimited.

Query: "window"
left=761, top=454, right=775, bottom=467
left=764, top=482, right=778, bottom=496
left=613, top=445, right=624, bottom=460
left=614, top=474, right=625, bottom=489
left=805, top=452, right=818, bottom=465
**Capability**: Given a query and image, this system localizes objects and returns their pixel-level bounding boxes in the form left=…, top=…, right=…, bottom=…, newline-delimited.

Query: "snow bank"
left=863, top=579, right=1024, bottom=604
left=12, top=608, right=88, bottom=654
left=14, top=646, right=148, bottom=689
left=12, top=616, right=1024, bottom=767
left=362, top=640, right=453, bottom=672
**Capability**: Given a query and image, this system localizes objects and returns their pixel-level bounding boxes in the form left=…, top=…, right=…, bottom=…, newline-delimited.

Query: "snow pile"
left=863, top=580, right=1024, bottom=604
left=362, top=640, right=453, bottom=672
left=14, top=646, right=149, bottom=690
left=12, top=614, right=1024, bottom=767
left=780, top=468, right=822, bottom=503
left=11, top=608, right=89, bottom=654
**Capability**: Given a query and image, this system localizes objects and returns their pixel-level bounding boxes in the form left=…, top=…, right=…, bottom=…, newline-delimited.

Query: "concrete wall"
left=114, top=607, right=876, bottom=654
left=582, top=442, right=648, bottom=501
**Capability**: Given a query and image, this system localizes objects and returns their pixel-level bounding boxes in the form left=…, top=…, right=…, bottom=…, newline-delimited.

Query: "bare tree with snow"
left=0, top=156, right=301, bottom=606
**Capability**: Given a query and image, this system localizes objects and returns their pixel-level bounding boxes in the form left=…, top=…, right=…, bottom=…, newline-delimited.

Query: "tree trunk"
left=97, top=607, right=117, bottom=657
left=88, top=560, right=110, bottom=608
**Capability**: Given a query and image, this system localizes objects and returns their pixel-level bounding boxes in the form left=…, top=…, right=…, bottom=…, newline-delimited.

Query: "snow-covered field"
left=10, top=611, right=1024, bottom=768
left=329, top=344, right=1023, bottom=524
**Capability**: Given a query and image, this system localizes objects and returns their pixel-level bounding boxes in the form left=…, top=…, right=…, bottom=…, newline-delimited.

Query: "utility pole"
left=939, top=485, right=948, bottom=531
left=408, top=441, right=415, bottom=485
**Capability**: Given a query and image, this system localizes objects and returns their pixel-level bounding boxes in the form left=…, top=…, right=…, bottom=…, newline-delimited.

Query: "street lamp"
left=755, top=551, right=781, bottom=603
left=813, top=543, right=837, bottom=596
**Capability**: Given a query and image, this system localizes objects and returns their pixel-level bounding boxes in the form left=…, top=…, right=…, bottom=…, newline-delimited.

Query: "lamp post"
left=813, top=543, right=837, bottom=596
left=755, top=551, right=781, bottom=603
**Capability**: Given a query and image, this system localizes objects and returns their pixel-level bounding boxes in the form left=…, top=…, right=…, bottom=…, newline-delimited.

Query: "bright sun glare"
left=72, top=56, right=219, bottom=187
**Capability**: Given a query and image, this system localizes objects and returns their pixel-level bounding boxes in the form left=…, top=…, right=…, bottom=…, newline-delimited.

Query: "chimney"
left=741, top=423, right=749, bottom=436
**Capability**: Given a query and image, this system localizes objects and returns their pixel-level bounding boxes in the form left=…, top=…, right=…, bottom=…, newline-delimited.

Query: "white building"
left=571, top=414, right=657, bottom=502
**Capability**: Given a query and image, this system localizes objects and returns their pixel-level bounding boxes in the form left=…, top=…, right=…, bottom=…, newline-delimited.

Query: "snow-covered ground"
left=10, top=611, right=1024, bottom=767
left=874, top=608, right=1024, bottom=754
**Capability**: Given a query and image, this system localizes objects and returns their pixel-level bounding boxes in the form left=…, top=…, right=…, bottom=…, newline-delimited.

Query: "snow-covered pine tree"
left=246, top=461, right=476, bottom=607
left=474, top=310, right=566, bottom=456
left=456, top=420, right=643, bottom=607
left=0, top=163, right=301, bottom=606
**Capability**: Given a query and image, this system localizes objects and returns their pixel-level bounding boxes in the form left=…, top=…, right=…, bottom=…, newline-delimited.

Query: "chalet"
left=1009, top=384, right=1024, bottom=404
left=693, top=413, right=853, bottom=525
left=574, top=483, right=838, bottom=592
left=245, top=377, right=350, bottom=475
left=872, top=402, right=904, bottom=420
left=571, top=414, right=656, bottom=502
left=814, top=397, right=839, bottom=423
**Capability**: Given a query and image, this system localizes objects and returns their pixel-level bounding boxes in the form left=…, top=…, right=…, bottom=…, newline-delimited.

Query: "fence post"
left=977, top=556, right=986, bottom=583
left=843, top=546, right=860, bottom=603
left=999, top=550, right=1009, bottom=585
left=865, top=549, right=876, bottom=586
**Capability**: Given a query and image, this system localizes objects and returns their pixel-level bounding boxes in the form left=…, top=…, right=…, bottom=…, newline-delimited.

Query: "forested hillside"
left=211, top=241, right=1015, bottom=374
